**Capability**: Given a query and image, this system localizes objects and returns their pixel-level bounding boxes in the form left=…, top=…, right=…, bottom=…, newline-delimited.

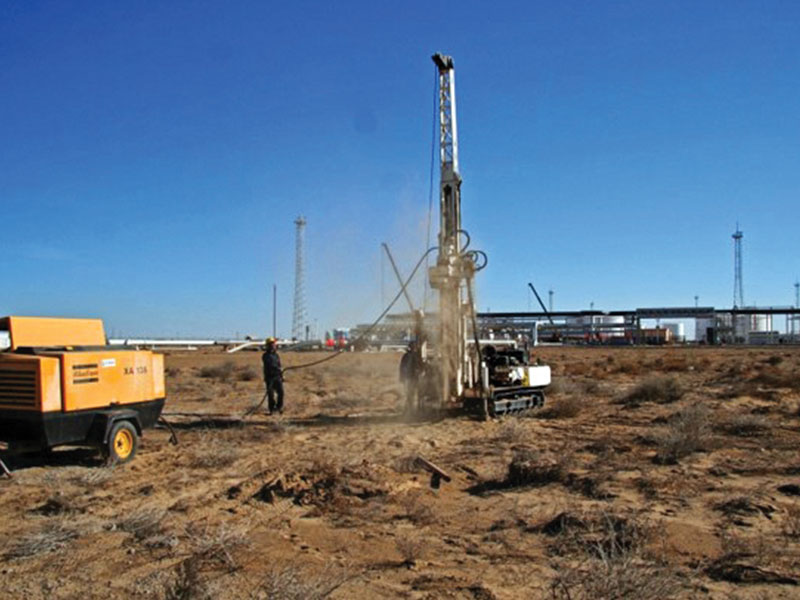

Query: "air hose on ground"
left=241, top=246, right=439, bottom=418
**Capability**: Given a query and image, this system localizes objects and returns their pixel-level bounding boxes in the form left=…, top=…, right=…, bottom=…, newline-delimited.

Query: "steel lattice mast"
left=292, top=216, right=307, bottom=340
left=732, top=225, right=744, bottom=308
left=795, top=281, right=799, bottom=309
left=429, top=52, right=471, bottom=406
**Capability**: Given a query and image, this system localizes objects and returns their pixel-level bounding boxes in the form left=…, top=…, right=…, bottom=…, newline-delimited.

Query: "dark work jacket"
left=399, top=350, right=422, bottom=382
left=262, top=351, right=282, bottom=380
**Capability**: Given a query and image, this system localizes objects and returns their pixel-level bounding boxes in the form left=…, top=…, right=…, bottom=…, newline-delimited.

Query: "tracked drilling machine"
left=422, top=53, right=550, bottom=417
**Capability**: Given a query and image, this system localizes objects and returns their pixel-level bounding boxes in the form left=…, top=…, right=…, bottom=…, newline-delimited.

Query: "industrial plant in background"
left=352, top=224, right=800, bottom=349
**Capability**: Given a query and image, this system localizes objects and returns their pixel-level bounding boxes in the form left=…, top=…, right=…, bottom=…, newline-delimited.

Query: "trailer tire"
left=104, top=421, right=138, bottom=464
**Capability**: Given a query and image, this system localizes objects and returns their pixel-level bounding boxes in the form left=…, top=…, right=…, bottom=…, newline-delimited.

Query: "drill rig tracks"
left=463, top=386, right=546, bottom=417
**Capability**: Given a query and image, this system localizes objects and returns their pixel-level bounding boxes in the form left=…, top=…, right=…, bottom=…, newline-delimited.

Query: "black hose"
left=157, top=416, right=179, bottom=445
left=241, top=246, right=438, bottom=419
left=280, top=246, right=438, bottom=374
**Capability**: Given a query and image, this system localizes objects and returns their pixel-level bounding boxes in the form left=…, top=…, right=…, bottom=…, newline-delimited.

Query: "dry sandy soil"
left=1, top=346, right=799, bottom=599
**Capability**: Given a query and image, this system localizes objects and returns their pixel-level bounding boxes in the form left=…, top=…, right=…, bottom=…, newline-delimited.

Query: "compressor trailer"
left=0, top=316, right=165, bottom=464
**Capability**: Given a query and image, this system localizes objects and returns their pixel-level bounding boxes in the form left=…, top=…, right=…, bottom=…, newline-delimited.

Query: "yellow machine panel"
left=60, top=350, right=164, bottom=412
left=2, top=316, right=106, bottom=350
left=0, top=354, right=62, bottom=412
left=0, top=315, right=166, bottom=461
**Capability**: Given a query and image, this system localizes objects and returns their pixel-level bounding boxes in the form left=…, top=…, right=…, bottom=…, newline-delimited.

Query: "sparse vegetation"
left=199, top=361, right=236, bottom=381
left=399, top=491, right=435, bottom=526
left=654, top=403, right=712, bottom=464
left=237, top=366, right=259, bottom=381
left=70, top=466, right=116, bottom=487
left=185, top=522, right=249, bottom=570
left=189, top=432, right=241, bottom=468
left=749, top=367, right=800, bottom=390
left=716, top=412, right=770, bottom=437
left=496, top=419, right=528, bottom=443
left=395, top=533, right=425, bottom=566
left=117, top=507, right=166, bottom=541
left=164, top=557, right=212, bottom=600
left=5, top=521, right=78, bottom=559
left=505, top=448, right=569, bottom=487
left=619, top=376, right=684, bottom=406
left=3, top=347, right=800, bottom=598
left=783, top=504, right=800, bottom=538
left=254, top=563, right=351, bottom=599
left=540, top=395, right=582, bottom=419
left=548, top=511, right=681, bottom=599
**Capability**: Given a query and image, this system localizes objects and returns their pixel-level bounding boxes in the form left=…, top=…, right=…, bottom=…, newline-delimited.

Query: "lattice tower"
left=732, top=225, right=744, bottom=308
left=292, top=216, right=307, bottom=340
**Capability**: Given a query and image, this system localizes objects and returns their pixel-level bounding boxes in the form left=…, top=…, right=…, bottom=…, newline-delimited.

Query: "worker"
left=262, top=338, right=284, bottom=414
left=399, top=340, right=423, bottom=413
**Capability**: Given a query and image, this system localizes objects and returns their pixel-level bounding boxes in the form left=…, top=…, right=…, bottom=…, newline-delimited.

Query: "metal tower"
left=292, top=216, right=307, bottom=340
left=732, top=225, right=744, bottom=308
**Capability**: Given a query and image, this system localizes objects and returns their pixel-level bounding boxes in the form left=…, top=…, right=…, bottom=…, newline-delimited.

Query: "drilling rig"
left=420, top=53, right=550, bottom=417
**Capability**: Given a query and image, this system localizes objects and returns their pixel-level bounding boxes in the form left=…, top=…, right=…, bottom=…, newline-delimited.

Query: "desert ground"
left=1, top=345, right=799, bottom=599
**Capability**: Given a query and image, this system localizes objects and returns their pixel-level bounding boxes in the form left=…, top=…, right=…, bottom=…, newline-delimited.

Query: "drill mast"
left=429, top=53, right=476, bottom=406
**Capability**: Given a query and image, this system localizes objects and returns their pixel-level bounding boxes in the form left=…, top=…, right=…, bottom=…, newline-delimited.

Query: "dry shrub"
left=395, top=533, right=426, bottom=566
left=660, top=356, right=689, bottom=372
left=715, top=495, right=775, bottom=520
left=749, top=367, right=800, bottom=390
left=185, top=522, right=249, bottom=570
left=548, top=511, right=681, bottom=599
left=237, top=366, right=259, bottom=381
left=5, top=521, right=78, bottom=559
left=399, top=491, right=435, bottom=526
left=581, top=379, right=601, bottom=394
left=164, top=557, right=212, bottom=600
left=30, top=495, right=79, bottom=516
left=496, top=419, right=528, bottom=443
left=254, top=562, right=351, bottom=599
left=716, top=413, right=770, bottom=437
left=189, top=433, right=240, bottom=469
left=590, top=368, right=611, bottom=381
left=198, top=361, right=235, bottom=381
left=549, top=378, right=580, bottom=395
left=506, top=448, right=569, bottom=487
left=72, top=466, right=116, bottom=487
left=783, top=504, right=800, bottom=538
left=393, top=453, right=424, bottom=474
left=308, top=451, right=342, bottom=482
left=715, top=522, right=781, bottom=573
left=117, top=507, right=166, bottom=541
left=540, top=396, right=582, bottom=419
left=613, top=361, right=643, bottom=376
left=654, top=403, right=712, bottom=464
left=618, top=376, right=684, bottom=407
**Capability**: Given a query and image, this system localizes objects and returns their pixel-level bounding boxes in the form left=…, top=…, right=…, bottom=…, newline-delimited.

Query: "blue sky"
left=2, top=1, right=799, bottom=337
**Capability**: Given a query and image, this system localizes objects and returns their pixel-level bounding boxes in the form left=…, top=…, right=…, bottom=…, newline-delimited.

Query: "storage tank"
left=663, top=322, right=685, bottom=341
left=748, top=313, right=772, bottom=333
left=695, top=318, right=715, bottom=343
left=595, top=315, right=625, bottom=338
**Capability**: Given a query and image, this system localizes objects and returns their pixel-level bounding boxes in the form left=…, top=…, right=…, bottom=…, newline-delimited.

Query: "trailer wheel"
left=105, top=421, right=138, bottom=464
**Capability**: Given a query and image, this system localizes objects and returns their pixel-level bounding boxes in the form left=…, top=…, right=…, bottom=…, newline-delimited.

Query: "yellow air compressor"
left=0, top=316, right=165, bottom=464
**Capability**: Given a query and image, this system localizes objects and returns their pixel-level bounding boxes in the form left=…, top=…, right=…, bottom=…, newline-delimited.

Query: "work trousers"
left=405, top=381, right=419, bottom=413
left=266, top=378, right=284, bottom=413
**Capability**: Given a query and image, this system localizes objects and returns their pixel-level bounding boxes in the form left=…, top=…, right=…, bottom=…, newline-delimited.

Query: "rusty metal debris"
left=415, top=455, right=451, bottom=489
